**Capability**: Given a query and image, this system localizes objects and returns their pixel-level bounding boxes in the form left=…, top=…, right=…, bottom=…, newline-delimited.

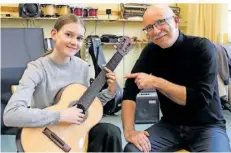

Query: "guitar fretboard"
left=77, top=51, right=123, bottom=109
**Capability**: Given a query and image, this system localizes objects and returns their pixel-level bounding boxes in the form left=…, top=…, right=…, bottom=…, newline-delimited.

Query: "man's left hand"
left=124, top=73, right=158, bottom=89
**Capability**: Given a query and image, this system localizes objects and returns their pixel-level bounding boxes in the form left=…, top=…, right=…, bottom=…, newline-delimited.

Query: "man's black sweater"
left=123, top=31, right=226, bottom=127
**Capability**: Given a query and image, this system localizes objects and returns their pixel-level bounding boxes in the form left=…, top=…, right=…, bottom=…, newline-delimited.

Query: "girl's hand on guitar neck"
left=104, top=67, right=117, bottom=95
left=59, top=107, right=85, bottom=124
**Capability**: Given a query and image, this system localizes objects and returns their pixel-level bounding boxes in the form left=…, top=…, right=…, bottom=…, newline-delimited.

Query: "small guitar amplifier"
left=19, top=3, right=41, bottom=17
left=135, top=89, right=160, bottom=124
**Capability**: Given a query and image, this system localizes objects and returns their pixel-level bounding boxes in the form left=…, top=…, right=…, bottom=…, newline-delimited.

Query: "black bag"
left=101, top=34, right=120, bottom=43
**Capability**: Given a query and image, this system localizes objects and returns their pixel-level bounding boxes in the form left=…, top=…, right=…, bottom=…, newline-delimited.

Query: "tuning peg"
left=117, top=37, right=122, bottom=43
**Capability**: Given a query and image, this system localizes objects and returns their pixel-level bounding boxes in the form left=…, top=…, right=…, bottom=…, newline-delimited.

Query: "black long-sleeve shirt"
left=123, top=31, right=226, bottom=126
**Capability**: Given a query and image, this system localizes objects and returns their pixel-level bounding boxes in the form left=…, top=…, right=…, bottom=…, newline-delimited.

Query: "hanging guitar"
left=85, top=35, right=123, bottom=115
left=15, top=36, right=132, bottom=152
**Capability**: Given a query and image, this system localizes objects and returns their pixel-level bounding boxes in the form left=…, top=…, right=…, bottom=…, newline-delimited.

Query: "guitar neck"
left=78, top=51, right=123, bottom=109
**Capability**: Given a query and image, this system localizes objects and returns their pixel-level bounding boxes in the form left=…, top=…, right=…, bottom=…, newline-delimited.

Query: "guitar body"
left=20, top=83, right=103, bottom=152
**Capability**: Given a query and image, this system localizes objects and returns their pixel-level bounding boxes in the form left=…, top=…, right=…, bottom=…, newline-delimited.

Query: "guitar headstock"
left=116, top=36, right=133, bottom=56
left=85, top=35, right=101, bottom=49
left=84, top=35, right=101, bottom=62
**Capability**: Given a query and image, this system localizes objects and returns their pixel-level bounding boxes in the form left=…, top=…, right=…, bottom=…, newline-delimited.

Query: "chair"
left=1, top=67, right=25, bottom=135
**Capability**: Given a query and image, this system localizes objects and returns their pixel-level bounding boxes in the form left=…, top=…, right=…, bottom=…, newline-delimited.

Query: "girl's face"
left=51, top=23, right=85, bottom=57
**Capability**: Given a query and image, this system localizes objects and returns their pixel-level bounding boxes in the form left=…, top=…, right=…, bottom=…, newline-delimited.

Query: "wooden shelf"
left=1, top=16, right=188, bottom=26
left=0, top=16, right=141, bottom=21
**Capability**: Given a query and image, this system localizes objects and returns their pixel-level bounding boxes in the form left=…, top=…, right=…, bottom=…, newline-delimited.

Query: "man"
left=122, top=4, right=231, bottom=152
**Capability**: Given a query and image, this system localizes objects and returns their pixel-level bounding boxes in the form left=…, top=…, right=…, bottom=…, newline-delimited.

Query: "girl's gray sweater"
left=3, top=55, right=115, bottom=127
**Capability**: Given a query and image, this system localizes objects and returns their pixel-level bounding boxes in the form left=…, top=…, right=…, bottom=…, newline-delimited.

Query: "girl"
left=3, top=14, right=122, bottom=152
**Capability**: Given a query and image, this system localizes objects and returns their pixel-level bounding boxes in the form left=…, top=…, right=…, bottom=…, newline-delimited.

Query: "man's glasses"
left=142, top=16, right=174, bottom=34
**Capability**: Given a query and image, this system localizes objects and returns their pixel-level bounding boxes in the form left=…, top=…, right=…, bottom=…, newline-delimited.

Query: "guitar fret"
left=106, top=52, right=123, bottom=70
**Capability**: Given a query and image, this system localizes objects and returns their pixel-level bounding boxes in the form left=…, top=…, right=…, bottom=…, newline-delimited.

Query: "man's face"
left=143, top=11, right=179, bottom=49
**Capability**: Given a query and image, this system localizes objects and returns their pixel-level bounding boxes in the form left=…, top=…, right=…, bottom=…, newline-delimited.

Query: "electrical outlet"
left=106, top=9, right=111, bottom=15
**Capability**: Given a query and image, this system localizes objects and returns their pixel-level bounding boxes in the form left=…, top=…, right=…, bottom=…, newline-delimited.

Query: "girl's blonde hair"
left=42, top=14, right=86, bottom=57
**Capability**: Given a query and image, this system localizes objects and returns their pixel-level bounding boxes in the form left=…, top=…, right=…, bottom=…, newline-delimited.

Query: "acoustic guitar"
left=16, top=36, right=132, bottom=152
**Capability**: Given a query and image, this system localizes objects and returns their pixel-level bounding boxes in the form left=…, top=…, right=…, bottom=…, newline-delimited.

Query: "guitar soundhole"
left=76, top=104, right=86, bottom=114
left=68, top=101, right=88, bottom=122
left=76, top=104, right=88, bottom=122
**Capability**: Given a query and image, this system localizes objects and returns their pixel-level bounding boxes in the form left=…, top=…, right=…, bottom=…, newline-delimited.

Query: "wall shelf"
left=1, top=16, right=188, bottom=26
left=0, top=16, right=141, bottom=21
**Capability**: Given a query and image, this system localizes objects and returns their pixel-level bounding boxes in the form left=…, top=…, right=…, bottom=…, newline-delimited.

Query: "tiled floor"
left=1, top=110, right=231, bottom=152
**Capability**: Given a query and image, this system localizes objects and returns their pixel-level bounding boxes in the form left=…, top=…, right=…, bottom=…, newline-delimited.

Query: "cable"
left=23, top=28, right=32, bottom=61
left=95, top=20, right=98, bottom=35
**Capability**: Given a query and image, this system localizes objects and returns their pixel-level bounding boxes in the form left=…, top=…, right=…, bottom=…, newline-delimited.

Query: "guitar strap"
left=89, top=36, right=106, bottom=78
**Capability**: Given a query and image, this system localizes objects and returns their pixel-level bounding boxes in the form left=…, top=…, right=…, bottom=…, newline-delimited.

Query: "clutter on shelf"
left=120, top=3, right=151, bottom=20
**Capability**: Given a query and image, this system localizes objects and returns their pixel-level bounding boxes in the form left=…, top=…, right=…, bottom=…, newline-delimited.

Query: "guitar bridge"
left=42, top=127, right=71, bottom=152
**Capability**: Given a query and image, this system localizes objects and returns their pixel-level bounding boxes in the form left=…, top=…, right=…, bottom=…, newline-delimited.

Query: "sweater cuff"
left=104, top=88, right=117, bottom=99
left=51, top=111, right=61, bottom=125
